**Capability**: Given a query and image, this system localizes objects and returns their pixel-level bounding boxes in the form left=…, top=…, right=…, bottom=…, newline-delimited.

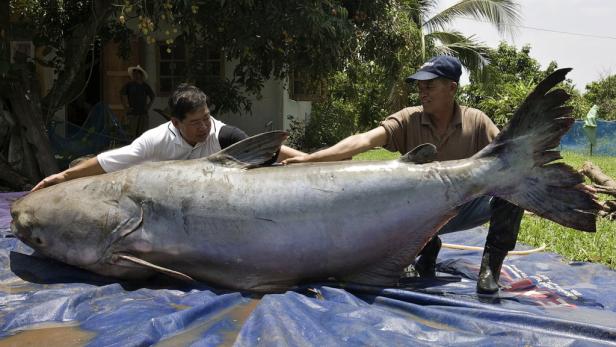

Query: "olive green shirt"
left=380, top=103, right=499, bottom=161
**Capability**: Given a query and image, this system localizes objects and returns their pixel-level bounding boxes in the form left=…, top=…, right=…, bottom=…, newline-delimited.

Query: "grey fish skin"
left=10, top=69, right=600, bottom=292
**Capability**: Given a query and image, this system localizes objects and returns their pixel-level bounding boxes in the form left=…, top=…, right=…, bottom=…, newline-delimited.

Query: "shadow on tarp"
left=561, top=120, right=616, bottom=156
left=7, top=248, right=242, bottom=297
left=1, top=192, right=616, bottom=346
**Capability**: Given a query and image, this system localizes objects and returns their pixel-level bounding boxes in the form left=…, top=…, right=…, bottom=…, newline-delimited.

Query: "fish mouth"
left=9, top=220, right=21, bottom=237
left=10, top=218, right=29, bottom=239
left=10, top=220, right=46, bottom=250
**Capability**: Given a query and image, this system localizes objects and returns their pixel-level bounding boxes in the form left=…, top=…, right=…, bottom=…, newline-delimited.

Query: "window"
left=158, top=38, right=223, bottom=95
left=158, top=40, right=187, bottom=95
left=289, top=71, right=324, bottom=101
left=192, top=45, right=224, bottom=83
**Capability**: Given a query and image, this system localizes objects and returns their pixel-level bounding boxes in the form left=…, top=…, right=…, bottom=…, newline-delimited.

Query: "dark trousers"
left=438, top=197, right=524, bottom=252
left=126, top=113, right=149, bottom=139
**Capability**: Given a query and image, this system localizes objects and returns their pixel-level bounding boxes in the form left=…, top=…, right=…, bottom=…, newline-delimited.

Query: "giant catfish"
left=10, top=69, right=600, bottom=292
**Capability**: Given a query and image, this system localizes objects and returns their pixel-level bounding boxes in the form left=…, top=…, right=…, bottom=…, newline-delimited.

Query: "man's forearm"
left=32, top=157, right=107, bottom=191
left=277, top=146, right=306, bottom=161
left=305, top=133, right=376, bottom=162
left=282, top=126, right=388, bottom=164
left=64, top=157, right=106, bottom=180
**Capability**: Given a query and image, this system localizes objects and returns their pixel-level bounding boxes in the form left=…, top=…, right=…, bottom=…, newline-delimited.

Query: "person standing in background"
left=121, top=65, right=155, bottom=138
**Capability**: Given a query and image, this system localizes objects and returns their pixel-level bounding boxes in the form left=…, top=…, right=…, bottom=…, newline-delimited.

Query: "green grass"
left=353, top=148, right=400, bottom=161
left=353, top=149, right=616, bottom=269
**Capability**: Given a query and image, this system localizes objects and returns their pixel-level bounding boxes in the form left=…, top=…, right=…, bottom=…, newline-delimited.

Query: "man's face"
left=172, top=106, right=212, bottom=146
left=417, top=78, right=457, bottom=113
left=131, top=70, right=144, bottom=82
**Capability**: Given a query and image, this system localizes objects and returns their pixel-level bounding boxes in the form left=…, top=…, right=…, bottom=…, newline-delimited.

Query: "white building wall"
left=282, top=84, right=311, bottom=131
left=217, top=78, right=284, bottom=136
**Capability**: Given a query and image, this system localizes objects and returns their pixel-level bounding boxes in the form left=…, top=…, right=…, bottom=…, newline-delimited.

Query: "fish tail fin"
left=476, top=68, right=600, bottom=232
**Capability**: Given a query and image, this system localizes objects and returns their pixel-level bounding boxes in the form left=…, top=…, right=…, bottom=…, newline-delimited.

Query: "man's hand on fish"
left=281, top=155, right=312, bottom=165
left=31, top=172, right=67, bottom=192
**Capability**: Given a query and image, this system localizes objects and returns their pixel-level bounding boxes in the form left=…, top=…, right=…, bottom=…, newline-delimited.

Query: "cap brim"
left=405, top=71, right=440, bottom=83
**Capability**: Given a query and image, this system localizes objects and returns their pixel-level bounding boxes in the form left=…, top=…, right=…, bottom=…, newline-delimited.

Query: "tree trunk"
left=0, top=1, right=117, bottom=185
left=0, top=0, right=8, bottom=66
left=0, top=158, right=31, bottom=190
left=42, top=0, right=114, bottom=120
left=7, top=70, right=59, bottom=179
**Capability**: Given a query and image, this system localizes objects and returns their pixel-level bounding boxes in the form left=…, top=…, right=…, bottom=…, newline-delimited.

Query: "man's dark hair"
left=168, top=83, right=208, bottom=121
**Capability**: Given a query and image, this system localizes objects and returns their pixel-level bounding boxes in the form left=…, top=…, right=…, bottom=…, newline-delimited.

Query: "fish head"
left=10, top=183, right=117, bottom=268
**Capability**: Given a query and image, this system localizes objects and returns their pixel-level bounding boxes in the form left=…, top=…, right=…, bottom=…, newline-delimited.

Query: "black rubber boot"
left=414, top=236, right=442, bottom=277
left=476, top=246, right=507, bottom=294
left=476, top=198, right=525, bottom=294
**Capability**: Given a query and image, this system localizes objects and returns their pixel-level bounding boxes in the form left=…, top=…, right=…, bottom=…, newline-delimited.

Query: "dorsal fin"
left=399, top=143, right=438, bottom=164
left=207, top=131, right=287, bottom=168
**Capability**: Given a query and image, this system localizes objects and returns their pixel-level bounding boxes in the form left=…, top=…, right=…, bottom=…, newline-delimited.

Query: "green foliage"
left=420, top=0, right=520, bottom=71
left=285, top=115, right=308, bottom=151
left=459, top=42, right=612, bottom=124
left=462, top=80, right=534, bottom=127
left=301, top=0, right=522, bottom=148
left=9, top=1, right=96, bottom=73
left=566, top=87, right=592, bottom=121
left=10, top=1, right=91, bottom=48
left=459, top=43, right=572, bottom=127
left=583, top=75, right=616, bottom=121
left=7, top=1, right=403, bottom=114
left=191, top=0, right=392, bottom=96
left=286, top=0, right=424, bottom=149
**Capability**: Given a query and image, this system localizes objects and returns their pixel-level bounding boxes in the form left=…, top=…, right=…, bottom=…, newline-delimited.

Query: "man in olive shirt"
left=284, top=55, right=523, bottom=294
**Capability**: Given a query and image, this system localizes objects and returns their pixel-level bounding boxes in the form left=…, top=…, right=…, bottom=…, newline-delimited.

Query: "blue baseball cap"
left=405, top=55, right=462, bottom=83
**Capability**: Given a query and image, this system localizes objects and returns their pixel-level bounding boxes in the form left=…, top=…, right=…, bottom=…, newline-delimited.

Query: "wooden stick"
left=581, top=161, right=616, bottom=188
left=594, top=185, right=616, bottom=197
left=441, top=242, right=546, bottom=256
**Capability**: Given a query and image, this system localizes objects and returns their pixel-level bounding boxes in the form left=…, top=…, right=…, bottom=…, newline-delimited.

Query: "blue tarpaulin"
left=1, top=192, right=616, bottom=346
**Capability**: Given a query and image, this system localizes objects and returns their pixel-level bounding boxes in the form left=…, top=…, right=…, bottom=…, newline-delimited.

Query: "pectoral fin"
left=109, top=196, right=144, bottom=244
left=113, top=254, right=196, bottom=283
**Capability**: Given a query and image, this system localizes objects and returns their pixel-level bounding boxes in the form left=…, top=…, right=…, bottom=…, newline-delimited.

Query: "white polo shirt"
left=97, top=117, right=226, bottom=173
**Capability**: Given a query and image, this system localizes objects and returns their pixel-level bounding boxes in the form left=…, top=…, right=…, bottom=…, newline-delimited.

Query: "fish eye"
left=33, top=237, right=43, bottom=245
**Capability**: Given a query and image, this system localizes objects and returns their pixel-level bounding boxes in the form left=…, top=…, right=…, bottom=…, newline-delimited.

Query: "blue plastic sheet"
left=561, top=120, right=616, bottom=156
left=1, top=192, right=616, bottom=346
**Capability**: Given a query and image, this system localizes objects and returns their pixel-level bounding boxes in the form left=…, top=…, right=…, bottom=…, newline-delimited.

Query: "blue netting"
left=560, top=120, right=616, bottom=156
left=48, top=102, right=131, bottom=169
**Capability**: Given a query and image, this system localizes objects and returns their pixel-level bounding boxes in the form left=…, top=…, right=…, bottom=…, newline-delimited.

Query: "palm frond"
left=427, top=31, right=493, bottom=81
left=414, top=0, right=439, bottom=23
left=424, top=0, right=521, bottom=37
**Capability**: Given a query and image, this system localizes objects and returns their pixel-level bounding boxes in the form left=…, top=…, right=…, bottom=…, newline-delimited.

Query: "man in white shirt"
left=32, top=84, right=304, bottom=191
